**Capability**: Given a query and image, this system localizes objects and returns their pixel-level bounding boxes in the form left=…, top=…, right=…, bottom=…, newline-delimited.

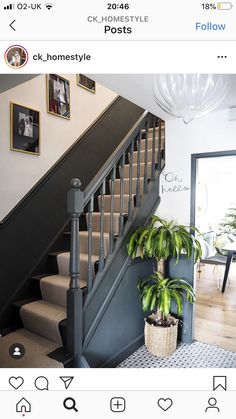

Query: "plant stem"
left=157, top=258, right=165, bottom=276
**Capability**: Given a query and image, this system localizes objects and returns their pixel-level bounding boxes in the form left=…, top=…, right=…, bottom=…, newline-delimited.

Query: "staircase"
left=0, top=110, right=165, bottom=368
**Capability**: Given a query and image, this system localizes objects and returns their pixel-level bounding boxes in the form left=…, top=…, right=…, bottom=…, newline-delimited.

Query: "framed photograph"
left=47, top=74, right=70, bottom=119
left=77, top=74, right=96, bottom=94
left=10, top=102, right=40, bottom=155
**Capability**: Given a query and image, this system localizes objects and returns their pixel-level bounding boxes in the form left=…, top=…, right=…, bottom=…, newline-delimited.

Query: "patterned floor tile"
left=118, top=341, right=236, bottom=368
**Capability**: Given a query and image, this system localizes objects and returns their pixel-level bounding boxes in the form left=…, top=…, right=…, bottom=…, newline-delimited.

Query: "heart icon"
left=157, top=398, right=173, bottom=411
left=9, top=376, right=24, bottom=389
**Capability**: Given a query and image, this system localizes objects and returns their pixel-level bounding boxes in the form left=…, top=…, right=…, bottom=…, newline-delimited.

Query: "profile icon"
left=5, top=45, right=28, bottom=69
left=13, top=347, right=21, bottom=356
left=9, top=343, right=26, bottom=359
left=205, top=397, right=220, bottom=413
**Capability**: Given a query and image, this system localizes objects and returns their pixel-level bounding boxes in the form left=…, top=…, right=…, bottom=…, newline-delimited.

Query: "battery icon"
left=217, top=2, right=233, bottom=9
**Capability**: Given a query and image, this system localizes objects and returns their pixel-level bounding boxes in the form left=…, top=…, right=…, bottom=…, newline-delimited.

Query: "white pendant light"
left=153, top=74, right=229, bottom=124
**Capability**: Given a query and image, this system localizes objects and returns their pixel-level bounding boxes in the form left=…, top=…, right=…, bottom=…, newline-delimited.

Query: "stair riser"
left=131, top=149, right=158, bottom=164
left=141, top=127, right=165, bottom=136
left=40, top=277, right=69, bottom=308
left=57, top=253, right=98, bottom=278
left=86, top=213, right=120, bottom=235
left=113, top=178, right=144, bottom=194
left=80, top=232, right=109, bottom=256
left=123, top=163, right=153, bottom=178
left=98, top=195, right=134, bottom=213
left=140, top=138, right=163, bottom=151
left=20, top=303, right=66, bottom=345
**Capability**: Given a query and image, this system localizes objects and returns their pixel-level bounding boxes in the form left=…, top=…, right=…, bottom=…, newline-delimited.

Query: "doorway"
left=191, top=150, right=236, bottom=352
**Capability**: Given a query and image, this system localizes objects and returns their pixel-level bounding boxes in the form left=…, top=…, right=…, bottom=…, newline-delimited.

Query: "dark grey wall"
left=0, top=75, right=39, bottom=93
left=167, top=255, right=195, bottom=344
left=84, top=258, right=154, bottom=367
left=0, top=97, right=144, bottom=329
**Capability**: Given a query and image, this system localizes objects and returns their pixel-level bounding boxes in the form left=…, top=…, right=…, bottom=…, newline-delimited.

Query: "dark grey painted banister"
left=67, top=178, right=84, bottom=367
left=83, top=110, right=149, bottom=206
left=66, top=110, right=166, bottom=367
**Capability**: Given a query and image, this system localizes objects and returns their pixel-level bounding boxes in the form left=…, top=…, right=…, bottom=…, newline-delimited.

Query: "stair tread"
left=32, top=273, right=55, bottom=281
left=0, top=328, right=62, bottom=368
left=124, top=161, right=152, bottom=167
left=41, top=274, right=86, bottom=289
left=57, top=251, right=99, bottom=259
left=102, top=193, right=135, bottom=197
left=13, top=297, right=39, bottom=308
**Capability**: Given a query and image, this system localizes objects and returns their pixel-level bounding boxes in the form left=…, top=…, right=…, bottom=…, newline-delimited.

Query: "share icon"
left=60, top=376, right=74, bottom=390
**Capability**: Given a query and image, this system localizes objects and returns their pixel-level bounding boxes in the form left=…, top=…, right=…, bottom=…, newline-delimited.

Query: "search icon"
left=34, top=376, right=49, bottom=391
left=63, top=397, right=78, bottom=412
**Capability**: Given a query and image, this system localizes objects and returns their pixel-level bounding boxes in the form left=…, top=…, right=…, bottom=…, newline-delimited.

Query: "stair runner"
left=0, top=127, right=163, bottom=367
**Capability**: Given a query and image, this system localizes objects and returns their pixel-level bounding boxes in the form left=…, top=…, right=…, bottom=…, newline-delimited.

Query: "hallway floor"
left=118, top=340, right=236, bottom=368
left=195, top=263, right=236, bottom=352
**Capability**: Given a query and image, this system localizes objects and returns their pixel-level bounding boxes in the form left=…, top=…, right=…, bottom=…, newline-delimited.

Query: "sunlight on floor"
left=195, top=263, right=236, bottom=353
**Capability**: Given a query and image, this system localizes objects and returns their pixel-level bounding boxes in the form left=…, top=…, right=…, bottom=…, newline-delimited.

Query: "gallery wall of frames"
left=10, top=74, right=97, bottom=156
left=0, top=74, right=117, bottom=220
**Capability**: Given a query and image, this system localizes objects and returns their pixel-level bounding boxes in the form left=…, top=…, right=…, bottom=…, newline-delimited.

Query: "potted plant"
left=138, top=271, right=195, bottom=357
left=127, top=215, right=201, bottom=357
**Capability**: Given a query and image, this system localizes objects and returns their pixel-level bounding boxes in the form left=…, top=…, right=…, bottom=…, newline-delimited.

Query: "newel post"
left=67, top=178, right=84, bottom=367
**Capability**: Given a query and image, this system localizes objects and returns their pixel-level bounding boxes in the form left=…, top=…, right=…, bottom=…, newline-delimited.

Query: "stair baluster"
left=161, top=120, right=166, bottom=169
left=151, top=117, right=156, bottom=181
left=87, top=195, right=94, bottom=293
left=135, top=132, right=142, bottom=207
left=67, top=178, right=84, bottom=367
left=99, top=180, right=106, bottom=272
left=157, top=118, right=162, bottom=170
left=143, top=120, right=149, bottom=194
left=119, top=153, right=125, bottom=235
left=128, top=140, right=134, bottom=221
left=109, top=166, right=116, bottom=254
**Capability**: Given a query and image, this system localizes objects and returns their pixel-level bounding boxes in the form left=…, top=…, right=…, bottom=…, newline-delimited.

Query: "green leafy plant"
left=127, top=215, right=202, bottom=265
left=138, top=271, right=196, bottom=326
left=220, top=207, right=236, bottom=233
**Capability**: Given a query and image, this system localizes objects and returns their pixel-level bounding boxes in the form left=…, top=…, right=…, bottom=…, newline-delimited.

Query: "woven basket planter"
left=144, top=315, right=178, bottom=358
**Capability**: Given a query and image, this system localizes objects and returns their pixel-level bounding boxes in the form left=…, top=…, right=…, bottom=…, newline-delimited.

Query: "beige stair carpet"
left=140, top=137, right=162, bottom=150
left=0, top=329, right=62, bottom=368
left=80, top=231, right=110, bottom=255
left=98, top=194, right=135, bottom=213
left=57, top=252, right=99, bottom=277
left=113, top=177, right=144, bottom=194
left=20, top=300, right=66, bottom=345
left=132, top=149, right=158, bottom=164
left=123, top=162, right=153, bottom=178
left=86, top=212, right=120, bottom=235
left=40, top=274, right=86, bottom=308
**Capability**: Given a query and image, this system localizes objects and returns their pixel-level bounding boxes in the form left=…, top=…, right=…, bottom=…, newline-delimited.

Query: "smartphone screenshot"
left=0, top=0, right=235, bottom=417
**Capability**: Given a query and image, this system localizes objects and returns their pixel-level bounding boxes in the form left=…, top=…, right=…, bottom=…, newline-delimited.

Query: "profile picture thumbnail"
left=5, top=45, right=28, bottom=69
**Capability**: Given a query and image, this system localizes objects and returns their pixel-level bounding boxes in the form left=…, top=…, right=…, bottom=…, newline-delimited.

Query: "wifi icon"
left=45, top=3, right=53, bottom=9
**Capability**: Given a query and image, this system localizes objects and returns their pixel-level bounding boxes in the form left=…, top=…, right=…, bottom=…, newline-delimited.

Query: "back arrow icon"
left=10, top=20, right=16, bottom=31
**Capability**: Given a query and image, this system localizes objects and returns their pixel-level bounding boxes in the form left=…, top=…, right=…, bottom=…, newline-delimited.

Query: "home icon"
left=16, top=398, right=31, bottom=413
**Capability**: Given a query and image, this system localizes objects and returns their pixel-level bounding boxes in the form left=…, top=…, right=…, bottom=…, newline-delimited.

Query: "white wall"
left=158, top=109, right=236, bottom=225
left=0, top=75, right=117, bottom=220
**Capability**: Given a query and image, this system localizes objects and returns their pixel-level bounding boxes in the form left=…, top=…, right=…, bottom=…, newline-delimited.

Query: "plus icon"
left=110, top=397, right=126, bottom=412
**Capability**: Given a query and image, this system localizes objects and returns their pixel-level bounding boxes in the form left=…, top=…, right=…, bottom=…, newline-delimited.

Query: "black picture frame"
left=47, top=74, right=70, bottom=119
left=77, top=74, right=96, bottom=94
left=10, top=102, right=40, bottom=155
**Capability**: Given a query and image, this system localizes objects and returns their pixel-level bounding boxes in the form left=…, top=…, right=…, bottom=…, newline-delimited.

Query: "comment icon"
left=34, top=376, right=49, bottom=391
